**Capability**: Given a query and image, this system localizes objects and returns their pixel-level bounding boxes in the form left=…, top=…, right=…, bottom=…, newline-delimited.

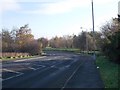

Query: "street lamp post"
left=91, top=0, right=96, bottom=60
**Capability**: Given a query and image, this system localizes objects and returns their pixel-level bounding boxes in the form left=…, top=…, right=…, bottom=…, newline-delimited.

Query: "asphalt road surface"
left=2, top=51, right=104, bottom=89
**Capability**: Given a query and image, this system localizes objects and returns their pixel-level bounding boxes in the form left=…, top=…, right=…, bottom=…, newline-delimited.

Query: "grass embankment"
left=44, top=47, right=100, bottom=54
left=44, top=47, right=80, bottom=53
left=1, top=52, right=45, bottom=61
left=96, top=56, right=119, bottom=88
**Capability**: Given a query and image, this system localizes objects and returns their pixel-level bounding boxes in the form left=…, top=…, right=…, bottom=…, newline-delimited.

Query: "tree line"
left=1, top=24, right=48, bottom=55
left=100, top=18, right=120, bottom=63
left=49, top=31, right=102, bottom=51
left=1, top=18, right=119, bottom=63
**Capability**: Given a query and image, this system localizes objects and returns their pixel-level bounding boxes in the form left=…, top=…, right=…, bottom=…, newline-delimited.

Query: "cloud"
left=0, top=0, right=115, bottom=14
left=41, top=0, right=89, bottom=14
left=0, top=0, right=21, bottom=12
left=26, top=0, right=90, bottom=14
left=14, top=0, right=58, bottom=3
left=22, top=0, right=115, bottom=15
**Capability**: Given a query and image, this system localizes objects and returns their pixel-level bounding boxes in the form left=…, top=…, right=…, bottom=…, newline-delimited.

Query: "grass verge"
left=44, top=47, right=80, bottom=53
left=96, top=56, right=119, bottom=88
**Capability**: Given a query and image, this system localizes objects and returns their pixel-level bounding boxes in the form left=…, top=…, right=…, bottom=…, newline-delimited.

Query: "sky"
left=0, top=0, right=119, bottom=39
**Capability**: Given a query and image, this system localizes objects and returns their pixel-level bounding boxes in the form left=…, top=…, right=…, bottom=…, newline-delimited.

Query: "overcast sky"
left=0, top=0, right=119, bottom=39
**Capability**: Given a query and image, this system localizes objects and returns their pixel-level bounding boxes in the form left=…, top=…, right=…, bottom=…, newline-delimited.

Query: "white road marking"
left=50, top=62, right=60, bottom=67
left=0, top=69, right=2, bottom=73
left=14, top=56, right=47, bottom=62
left=65, top=65, right=70, bottom=68
left=3, top=69, right=22, bottom=74
left=45, top=56, right=64, bottom=60
left=64, top=58, right=71, bottom=60
left=45, top=58, right=52, bottom=60
left=0, top=73, right=1, bottom=76
left=61, top=61, right=82, bottom=90
left=3, top=73, right=23, bottom=81
left=28, top=67, right=37, bottom=71
left=28, top=65, right=45, bottom=70
left=29, top=64, right=46, bottom=70
left=33, top=64, right=46, bottom=67
left=50, top=65, right=55, bottom=68
left=2, top=69, right=24, bottom=81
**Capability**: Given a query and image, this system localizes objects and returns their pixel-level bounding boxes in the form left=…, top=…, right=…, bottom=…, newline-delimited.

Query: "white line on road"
left=14, top=56, right=47, bottom=62
left=3, top=73, right=23, bottom=81
left=28, top=64, right=46, bottom=70
left=28, top=66, right=45, bottom=71
left=33, top=64, right=46, bottom=68
left=61, top=61, right=82, bottom=90
left=28, top=67, right=37, bottom=71
left=3, top=69, right=22, bottom=74
left=50, top=65, right=55, bottom=68
left=2, top=69, right=24, bottom=81
left=65, top=65, right=70, bottom=68
left=0, top=73, right=1, bottom=76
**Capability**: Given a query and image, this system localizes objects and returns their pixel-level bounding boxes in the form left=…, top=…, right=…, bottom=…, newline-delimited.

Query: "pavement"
left=1, top=51, right=104, bottom=89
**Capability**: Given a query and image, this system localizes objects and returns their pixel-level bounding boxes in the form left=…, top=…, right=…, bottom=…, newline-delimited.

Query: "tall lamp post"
left=91, top=0, right=96, bottom=60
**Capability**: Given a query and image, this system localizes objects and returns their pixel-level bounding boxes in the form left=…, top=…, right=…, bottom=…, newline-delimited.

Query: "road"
left=2, top=51, right=104, bottom=89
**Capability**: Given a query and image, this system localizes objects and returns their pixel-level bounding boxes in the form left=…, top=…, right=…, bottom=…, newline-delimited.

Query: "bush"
left=101, top=18, right=120, bottom=64
left=20, top=40, right=42, bottom=55
left=102, top=31, right=120, bottom=64
left=1, top=52, right=29, bottom=58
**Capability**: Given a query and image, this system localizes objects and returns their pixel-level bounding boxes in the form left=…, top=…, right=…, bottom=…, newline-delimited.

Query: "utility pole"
left=91, top=0, right=96, bottom=60
left=118, top=1, right=120, bottom=21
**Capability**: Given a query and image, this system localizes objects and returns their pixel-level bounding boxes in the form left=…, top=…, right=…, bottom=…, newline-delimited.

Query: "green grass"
left=96, top=56, right=119, bottom=88
left=44, top=47, right=80, bottom=53
left=44, top=47, right=102, bottom=56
